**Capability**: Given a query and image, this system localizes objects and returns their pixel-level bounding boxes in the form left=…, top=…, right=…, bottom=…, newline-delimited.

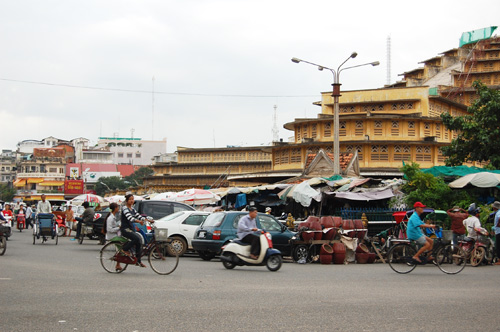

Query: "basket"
left=0, top=225, right=9, bottom=233
left=442, top=230, right=453, bottom=242
left=154, top=228, right=169, bottom=242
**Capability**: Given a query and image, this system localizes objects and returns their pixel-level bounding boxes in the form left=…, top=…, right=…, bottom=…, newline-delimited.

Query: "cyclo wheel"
left=148, top=242, right=179, bottom=275
left=100, top=242, right=128, bottom=274
left=387, top=243, right=417, bottom=274
left=436, top=244, right=466, bottom=274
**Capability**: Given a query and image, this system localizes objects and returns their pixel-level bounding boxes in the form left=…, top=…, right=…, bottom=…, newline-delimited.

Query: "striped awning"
left=14, top=179, right=27, bottom=187
left=39, top=181, right=65, bottom=187
left=27, top=178, right=44, bottom=184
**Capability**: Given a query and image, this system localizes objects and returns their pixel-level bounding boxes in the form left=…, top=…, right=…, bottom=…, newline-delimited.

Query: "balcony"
left=17, top=172, right=63, bottom=179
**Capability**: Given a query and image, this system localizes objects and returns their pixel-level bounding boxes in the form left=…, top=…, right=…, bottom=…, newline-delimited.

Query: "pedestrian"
left=265, top=207, right=272, bottom=215
left=491, top=201, right=500, bottom=265
left=446, top=206, right=468, bottom=245
left=25, top=204, right=34, bottom=229
left=65, top=205, right=75, bottom=237
left=104, top=203, right=123, bottom=271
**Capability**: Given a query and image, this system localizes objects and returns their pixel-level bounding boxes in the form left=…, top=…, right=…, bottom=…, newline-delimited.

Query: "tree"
left=95, top=176, right=127, bottom=196
left=440, top=81, right=500, bottom=168
left=0, top=183, right=15, bottom=202
left=124, top=167, right=153, bottom=186
left=400, top=162, right=471, bottom=211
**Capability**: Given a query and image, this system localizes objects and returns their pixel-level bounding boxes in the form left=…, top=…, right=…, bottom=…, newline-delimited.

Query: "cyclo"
left=100, top=221, right=179, bottom=275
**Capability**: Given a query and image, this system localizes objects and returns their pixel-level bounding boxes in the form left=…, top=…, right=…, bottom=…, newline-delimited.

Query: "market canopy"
left=448, top=172, right=500, bottom=189
left=326, top=188, right=394, bottom=201
left=422, top=165, right=500, bottom=178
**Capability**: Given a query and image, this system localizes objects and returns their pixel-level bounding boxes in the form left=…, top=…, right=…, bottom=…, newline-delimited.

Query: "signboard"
left=70, top=167, right=80, bottom=179
left=64, top=180, right=84, bottom=195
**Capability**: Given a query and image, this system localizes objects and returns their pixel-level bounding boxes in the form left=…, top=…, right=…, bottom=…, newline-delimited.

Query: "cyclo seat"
left=233, top=239, right=251, bottom=246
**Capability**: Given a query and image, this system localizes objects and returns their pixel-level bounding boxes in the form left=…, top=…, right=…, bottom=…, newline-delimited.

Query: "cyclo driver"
left=407, top=202, right=437, bottom=263
left=120, top=194, right=153, bottom=268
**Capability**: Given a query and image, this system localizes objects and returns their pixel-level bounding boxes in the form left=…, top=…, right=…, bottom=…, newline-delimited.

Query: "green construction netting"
left=421, top=165, right=500, bottom=177
left=459, top=26, right=497, bottom=47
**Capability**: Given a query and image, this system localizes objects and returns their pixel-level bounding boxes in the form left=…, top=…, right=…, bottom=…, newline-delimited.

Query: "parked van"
left=133, top=200, right=194, bottom=220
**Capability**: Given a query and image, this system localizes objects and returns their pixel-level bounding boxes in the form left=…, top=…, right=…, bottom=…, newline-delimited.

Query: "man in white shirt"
left=463, top=204, right=481, bottom=239
left=36, top=194, right=52, bottom=214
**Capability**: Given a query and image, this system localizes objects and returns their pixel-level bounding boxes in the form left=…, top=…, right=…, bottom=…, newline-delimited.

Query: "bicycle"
left=387, top=238, right=466, bottom=274
left=100, top=222, right=179, bottom=275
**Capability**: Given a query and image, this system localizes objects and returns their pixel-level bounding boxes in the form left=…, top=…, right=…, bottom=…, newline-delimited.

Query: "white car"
left=155, top=211, right=211, bottom=256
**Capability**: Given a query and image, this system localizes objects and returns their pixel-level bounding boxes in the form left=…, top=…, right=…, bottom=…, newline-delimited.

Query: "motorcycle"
left=55, top=215, right=66, bottom=237
left=459, top=227, right=495, bottom=266
left=78, top=212, right=106, bottom=245
left=2, top=215, right=12, bottom=239
left=16, top=213, right=26, bottom=232
left=220, top=230, right=283, bottom=272
left=0, top=221, right=8, bottom=255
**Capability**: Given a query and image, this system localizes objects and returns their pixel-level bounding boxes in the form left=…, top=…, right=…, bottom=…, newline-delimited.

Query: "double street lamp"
left=291, top=53, right=379, bottom=175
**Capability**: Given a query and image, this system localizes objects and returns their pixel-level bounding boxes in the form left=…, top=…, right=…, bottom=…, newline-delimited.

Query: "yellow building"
left=143, top=146, right=272, bottom=192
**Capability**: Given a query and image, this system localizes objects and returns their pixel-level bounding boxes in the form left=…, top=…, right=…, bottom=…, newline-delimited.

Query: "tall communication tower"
left=272, top=105, right=279, bottom=142
left=386, top=35, right=392, bottom=85
left=152, top=76, right=155, bottom=140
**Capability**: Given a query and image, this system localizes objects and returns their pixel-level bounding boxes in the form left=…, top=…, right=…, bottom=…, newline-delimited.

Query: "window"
left=127, top=153, right=133, bottom=158
left=374, top=120, right=383, bottom=136
left=394, top=145, right=411, bottom=161
left=118, top=153, right=124, bottom=158
left=183, top=214, right=208, bottom=226
left=370, top=145, right=389, bottom=161
left=355, top=121, right=363, bottom=136
left=391, top=121, right=400, bottom=136
left=339, top=121, right=346, bottom=136
left=257, top=215, right=283, bottom=231
left=324, top=123, right=331, bottom=137
left=136, top=153, right=141, bottom=158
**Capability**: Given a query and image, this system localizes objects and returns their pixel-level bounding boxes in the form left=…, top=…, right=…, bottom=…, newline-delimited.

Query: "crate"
left=442, top=230, right=453, bottom=242
left=154, top=228, right=169, bottom=242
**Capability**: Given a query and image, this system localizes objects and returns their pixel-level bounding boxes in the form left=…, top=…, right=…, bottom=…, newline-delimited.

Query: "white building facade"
left=96, top=137, right=167, bottom=165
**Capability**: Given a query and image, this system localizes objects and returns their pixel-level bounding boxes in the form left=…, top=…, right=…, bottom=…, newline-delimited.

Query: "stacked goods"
left=353, top=219, right=367, bottom=240
left=332, top=242, right=346, bottom=264
left=322, top=228, right=336, bottom=241
left=320, top=216, right=334, bottom=228
left=342, top=219, right=355, bottom=238
left=308, top=219, right=323, bottom=240
left=355, top=244, right=375, bottom=264
left=333, top=216, right=342, bottom=228
left=301, top=231, right=314, bottom=242
left=319, top=244, right=333, bottom=264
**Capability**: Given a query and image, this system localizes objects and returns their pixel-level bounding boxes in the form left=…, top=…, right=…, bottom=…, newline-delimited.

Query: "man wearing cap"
left=407, top=202, right=437, bottom=263
left=491, top=201, right=500, bottom=265
left=446, top=206, right=468, bottom=245
left=237, top=206, right=260, bottom=260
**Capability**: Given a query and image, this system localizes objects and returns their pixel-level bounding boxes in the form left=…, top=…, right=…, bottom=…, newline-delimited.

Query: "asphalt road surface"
left=1, top=229, right=499, bottom=332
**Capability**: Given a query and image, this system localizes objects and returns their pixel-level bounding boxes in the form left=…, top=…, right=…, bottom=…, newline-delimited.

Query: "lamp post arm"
left=339, top=61, right=380, bottom=75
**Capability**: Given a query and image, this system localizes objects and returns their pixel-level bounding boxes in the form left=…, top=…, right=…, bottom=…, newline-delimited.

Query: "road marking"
left=0, top=278, right=12, bottom=280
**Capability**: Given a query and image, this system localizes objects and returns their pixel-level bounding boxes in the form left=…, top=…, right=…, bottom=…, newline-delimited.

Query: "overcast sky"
left=1, top=0, right=498, bottom=153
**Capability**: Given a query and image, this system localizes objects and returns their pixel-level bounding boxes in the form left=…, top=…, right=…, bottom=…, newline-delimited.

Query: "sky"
left=1, top=0, right=499, bottom=153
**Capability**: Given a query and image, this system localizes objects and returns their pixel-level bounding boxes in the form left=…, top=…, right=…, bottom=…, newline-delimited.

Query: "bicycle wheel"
left=387, top=243, right=417, bottom=274
left=436, top=244, right=466, bottom=274
left=100, top=242, right=128, bottom=274
left=148, top=242, right=179, bottom=275
left=470, top=246, right=485, bottom=267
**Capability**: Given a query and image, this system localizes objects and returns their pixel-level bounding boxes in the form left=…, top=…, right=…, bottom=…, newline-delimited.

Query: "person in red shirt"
left=446, top=206, right=467, bottom=245
left=1, top=204, right=13, bottom=226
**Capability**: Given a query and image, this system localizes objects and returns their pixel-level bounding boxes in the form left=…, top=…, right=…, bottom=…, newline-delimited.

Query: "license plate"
left=198, top=232, right=206, bottom=238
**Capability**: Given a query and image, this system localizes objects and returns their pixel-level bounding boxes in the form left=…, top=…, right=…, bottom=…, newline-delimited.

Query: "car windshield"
left=258, top=215, right=283, bottom=231
left=158, top=211, right=185, bottom=222
left=202, top=213, right=225, bottom=227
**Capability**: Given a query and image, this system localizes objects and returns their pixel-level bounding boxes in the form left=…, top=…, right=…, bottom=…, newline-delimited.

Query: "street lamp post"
left=291, top=54, right=379, bottom=175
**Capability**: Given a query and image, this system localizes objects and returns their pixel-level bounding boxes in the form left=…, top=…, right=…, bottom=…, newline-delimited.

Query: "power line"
left=0, top=77, right=317, bottom=98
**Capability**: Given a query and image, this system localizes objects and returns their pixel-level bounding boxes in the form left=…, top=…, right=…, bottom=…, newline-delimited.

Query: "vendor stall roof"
left=326, top=188, right=394, bottom=201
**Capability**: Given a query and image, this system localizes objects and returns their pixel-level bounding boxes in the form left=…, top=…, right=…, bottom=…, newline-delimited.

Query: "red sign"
left=64, top=180, right=84, bottom=195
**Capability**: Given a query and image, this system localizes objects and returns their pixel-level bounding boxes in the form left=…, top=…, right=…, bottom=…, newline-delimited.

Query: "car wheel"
left=198, top=251, right=216, bottom=261
left=167, top=236, right=187, bottom=256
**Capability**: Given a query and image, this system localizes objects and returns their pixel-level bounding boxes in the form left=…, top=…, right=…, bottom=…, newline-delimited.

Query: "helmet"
left=468, top=203, right=480, bottom=215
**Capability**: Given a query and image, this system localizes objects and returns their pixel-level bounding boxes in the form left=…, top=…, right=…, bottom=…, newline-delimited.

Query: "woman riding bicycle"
left=120, top=194, right=153, bottom=268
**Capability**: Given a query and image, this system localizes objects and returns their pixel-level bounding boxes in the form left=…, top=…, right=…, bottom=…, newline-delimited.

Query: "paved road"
left=1, top=230, right=498, bottom=332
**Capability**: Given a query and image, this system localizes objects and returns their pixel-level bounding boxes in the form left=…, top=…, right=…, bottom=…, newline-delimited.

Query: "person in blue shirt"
left=407, top=202, right=437, bottom=263
left=491, top=201, right=500, bottom=265
left=237, top=206, right=260, bottom=259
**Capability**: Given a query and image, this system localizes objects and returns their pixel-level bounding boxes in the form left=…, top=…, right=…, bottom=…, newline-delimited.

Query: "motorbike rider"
left=25, top=204, right=34, bottom=229
left=72, top=202, right=95, bottom=241
left=2, top=204, right=13, bottom=222
left=463, top=203, right=481, bottom=240
left=407, top=202, right=437, bottom=263
left=120, top=194, right=150, bottom=268
left=237, top=206, right=260, bottom=260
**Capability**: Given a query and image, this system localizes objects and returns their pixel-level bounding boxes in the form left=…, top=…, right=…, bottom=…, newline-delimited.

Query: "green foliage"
left=95, top=176, right=128, bottom=196
left=401, top=162, right=473, bottom=210
left=124, top=167, right=153, bottom=186
left=440, top=81, right=500, bottom=168
left=0, top=183, right=15, bottom=202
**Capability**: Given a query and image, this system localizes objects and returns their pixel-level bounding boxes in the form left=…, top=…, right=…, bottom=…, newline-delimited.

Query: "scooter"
left=16, top=213, right=26, bottom=232
left=459, top=227, right=495, bottom=266
left=2, top=215, right=12, bottom=239
left=220, top=230, right=283, bottom=272
left=55, top=215, right=66, bottom=237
